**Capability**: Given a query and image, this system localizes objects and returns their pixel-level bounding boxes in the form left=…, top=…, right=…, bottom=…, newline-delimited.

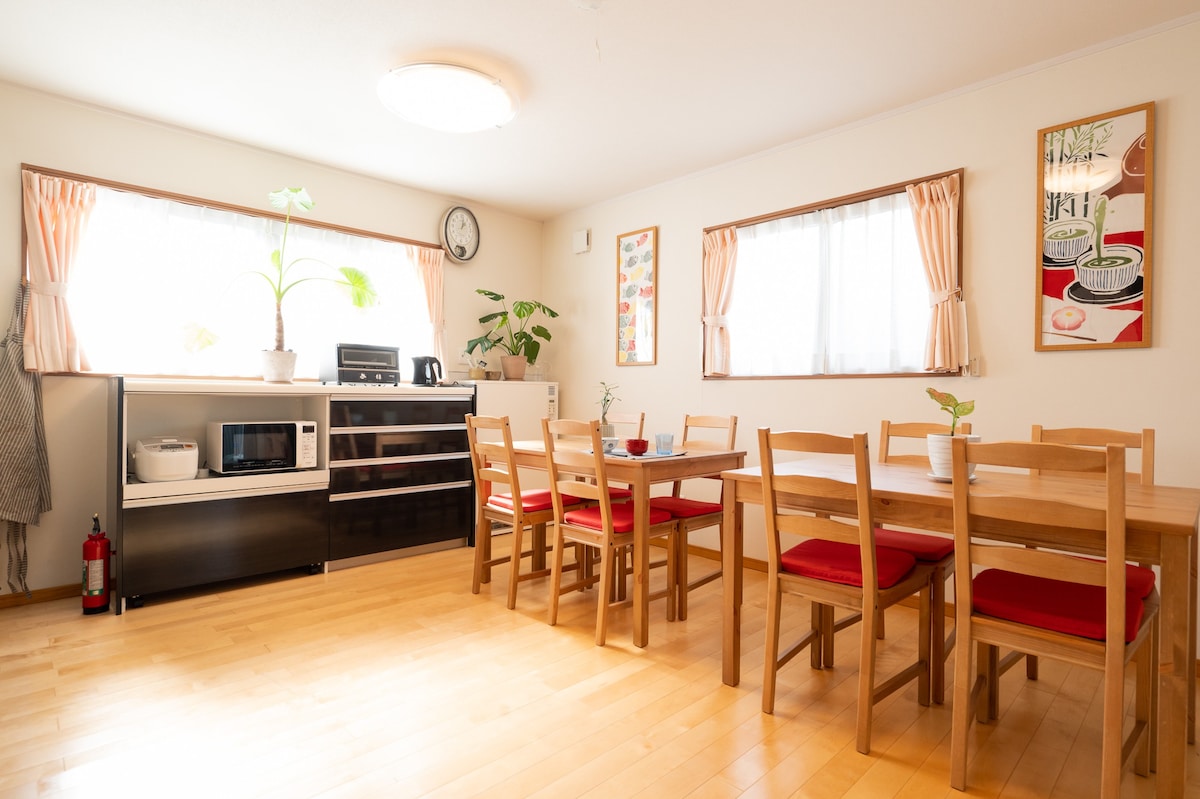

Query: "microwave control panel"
left=298, top=422, right=319, bottom=468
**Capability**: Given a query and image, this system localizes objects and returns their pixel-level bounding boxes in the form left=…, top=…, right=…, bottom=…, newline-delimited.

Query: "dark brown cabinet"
left=328, top=393, right=474, bottom=560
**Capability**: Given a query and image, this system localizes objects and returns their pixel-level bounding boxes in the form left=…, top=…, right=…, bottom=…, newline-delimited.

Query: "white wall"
left=542, top=21, right=1200, bottom=561
left=0, top=81, right=543, bottom=591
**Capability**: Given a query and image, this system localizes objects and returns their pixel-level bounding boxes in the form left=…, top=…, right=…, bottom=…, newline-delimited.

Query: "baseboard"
left=0, top=583, right=78, bottom=609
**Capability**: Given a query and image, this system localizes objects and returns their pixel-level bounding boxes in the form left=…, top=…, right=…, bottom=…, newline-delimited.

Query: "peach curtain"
left=702, top=226, right=738, bottom=376
left=907, top=174, right=966, bottom=372
left=21, top=170, right=96, bottom=373
left=413, top=245, right=447, bottom=366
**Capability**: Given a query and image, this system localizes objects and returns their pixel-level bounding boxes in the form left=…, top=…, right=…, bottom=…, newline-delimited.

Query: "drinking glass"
left=655, top=433, right=674, bottom=455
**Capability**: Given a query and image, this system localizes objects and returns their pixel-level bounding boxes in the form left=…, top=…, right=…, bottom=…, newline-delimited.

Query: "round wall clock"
left=439, top=205, right=480, bottom=263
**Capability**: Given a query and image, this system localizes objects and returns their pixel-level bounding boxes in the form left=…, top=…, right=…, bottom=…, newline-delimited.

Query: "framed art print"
left=1036, top=102, right=1153, bottom=351
left=617, top=226, right=657, bottom=365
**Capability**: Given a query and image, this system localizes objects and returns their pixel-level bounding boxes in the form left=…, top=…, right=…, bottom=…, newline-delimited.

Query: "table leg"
left=1157, top=534, right=1189, bottom=798
left=531, top=521, right=547, bottom=572
left=633, top=475, right=650, bottom=648
left=1189, top=528, right=1196, bottom=745
left=722, top=478, right=743, bottom=686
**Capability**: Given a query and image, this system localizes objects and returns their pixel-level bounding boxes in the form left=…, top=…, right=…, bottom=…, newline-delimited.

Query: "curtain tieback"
left=703, top=314, right=728, bottom=328
left=29, top=281, right=68, bottom=298
left=928, top=288, right=960, bottom=307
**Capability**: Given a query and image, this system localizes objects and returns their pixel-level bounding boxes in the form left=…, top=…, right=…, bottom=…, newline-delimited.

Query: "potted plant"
left=466, top=289, right=558, bottom=381
left=598, top=381, right=620, bottom=438
left=256, top=187, right=377, bottom=382
left=925, top=387, right=977, bottom=478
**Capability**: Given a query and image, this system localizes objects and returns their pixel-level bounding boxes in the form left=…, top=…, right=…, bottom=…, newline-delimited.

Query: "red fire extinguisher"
left=82, top=513, right=112, bottom=615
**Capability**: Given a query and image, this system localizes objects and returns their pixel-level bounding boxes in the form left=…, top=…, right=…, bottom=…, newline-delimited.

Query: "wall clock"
left=439, top=205, right=480, bottom=263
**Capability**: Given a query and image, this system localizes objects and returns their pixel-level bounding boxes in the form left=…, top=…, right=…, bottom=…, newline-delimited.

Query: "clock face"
left=441, top=206, right=479, bottom=263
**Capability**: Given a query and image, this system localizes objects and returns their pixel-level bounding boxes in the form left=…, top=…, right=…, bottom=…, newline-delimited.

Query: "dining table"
left=720, top=458, right=1199, bottom=798
left=509, top=439, right=746, bottom=647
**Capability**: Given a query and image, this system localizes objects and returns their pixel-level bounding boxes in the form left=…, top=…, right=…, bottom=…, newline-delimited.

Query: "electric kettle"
left=412, top=356, right=442, bottom=386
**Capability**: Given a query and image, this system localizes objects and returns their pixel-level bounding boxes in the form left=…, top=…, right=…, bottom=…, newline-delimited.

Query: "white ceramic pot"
left=926, top=433, right=980, bottom=479
left=261, top=349, right=297, bottom=384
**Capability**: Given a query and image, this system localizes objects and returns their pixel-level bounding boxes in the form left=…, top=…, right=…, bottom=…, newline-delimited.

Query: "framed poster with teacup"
left=1035, top=102, right=1154, bottom=351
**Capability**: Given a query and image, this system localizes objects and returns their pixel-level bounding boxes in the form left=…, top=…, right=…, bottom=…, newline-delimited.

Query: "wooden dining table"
left=720, top=459, right=1199, bottom=798
left=510, top=439, right=746, bottom=647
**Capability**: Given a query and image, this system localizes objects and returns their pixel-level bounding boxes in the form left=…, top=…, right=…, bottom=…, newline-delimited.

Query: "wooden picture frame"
left=617, top=226, right=657, bottom=365
left=1035, top=102, right=1153, bottom=351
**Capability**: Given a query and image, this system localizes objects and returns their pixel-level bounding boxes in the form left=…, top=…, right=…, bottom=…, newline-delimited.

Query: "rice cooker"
left=133, top=436, right=199, bottom=482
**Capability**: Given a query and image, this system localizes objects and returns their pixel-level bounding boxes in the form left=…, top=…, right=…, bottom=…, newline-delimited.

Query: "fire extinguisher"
left=82, top=513, right=112, bottom=615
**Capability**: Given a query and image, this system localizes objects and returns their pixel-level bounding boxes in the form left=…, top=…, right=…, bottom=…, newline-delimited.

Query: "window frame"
left=702, top=168, right=965, bottom=380
left=20, top=163, right=440, bottom=381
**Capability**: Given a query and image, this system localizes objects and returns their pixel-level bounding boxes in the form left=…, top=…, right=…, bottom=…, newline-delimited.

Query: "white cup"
left=655, top=433, right=674, bottom=455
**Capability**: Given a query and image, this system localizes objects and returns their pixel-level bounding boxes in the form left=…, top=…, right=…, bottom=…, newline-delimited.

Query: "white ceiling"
left=2, top=0, right=1199, bottom=220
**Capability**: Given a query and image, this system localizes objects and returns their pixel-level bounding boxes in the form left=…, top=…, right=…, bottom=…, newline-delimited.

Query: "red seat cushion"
left=874, top=527, right=954, bottom=562
left=972, top=569, right=1149, bottom=643
left=780, top=539, right=917, bottom=589
left=649, top=496, right=723, bottom=517
left=489, top=489, right=582, bottom=512
left=607, top=487, right=633, bottom=500
left=564, top=502, right=673, bottom=533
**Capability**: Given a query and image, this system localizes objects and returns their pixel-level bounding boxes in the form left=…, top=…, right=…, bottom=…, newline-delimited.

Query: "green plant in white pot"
left=466, top=289, right=558, bottom=380
left=257, top=187, right=377, bottom=382
left=925, top=387, right=977, bottom=478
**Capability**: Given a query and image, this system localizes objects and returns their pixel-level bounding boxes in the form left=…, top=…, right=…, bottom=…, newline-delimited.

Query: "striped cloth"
left=1, top=283, right=52, bottom=596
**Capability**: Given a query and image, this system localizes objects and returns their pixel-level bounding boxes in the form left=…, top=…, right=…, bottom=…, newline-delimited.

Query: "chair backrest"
left=1030, top=425, right=1154, bottom=485
left=666, top=414, right=738, bottom=498
left=603, top=411, right=645, bottom=441
left=758, top=428, right=880, bottom=590
left=681, top=414, right=738, bottom=451
left=465, top=413, right=525, bottom=516
left=543, top=417, right=617, bottom=531
left=951, top=438, right=1128, bottom=644
left=878, top=419, right=972, bottom=467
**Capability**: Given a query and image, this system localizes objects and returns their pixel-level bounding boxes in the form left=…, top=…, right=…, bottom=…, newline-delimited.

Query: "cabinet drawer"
left=332, top=397, right=473, bottom=427
left=329, top=486, right=472, bottom=559
left=329, top=429, right=467, bottom=461
left=329, top=458, right=472, bottom=495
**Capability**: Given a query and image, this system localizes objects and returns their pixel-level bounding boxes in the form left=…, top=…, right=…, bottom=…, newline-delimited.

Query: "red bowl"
left=626, top=438, right=649, bottom=455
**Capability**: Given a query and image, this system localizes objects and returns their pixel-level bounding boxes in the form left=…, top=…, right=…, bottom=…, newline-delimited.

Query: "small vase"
left=927, top=433, right=980, bottom=479
left=261, top=350, right=297, bottom=384
left=500, top=355, right=528, bottom=381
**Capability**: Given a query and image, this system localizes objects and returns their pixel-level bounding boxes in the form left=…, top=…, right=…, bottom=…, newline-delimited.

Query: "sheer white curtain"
left=727, top=192, right=927, bottom=376
left=70, top=187, right=432, bottom=378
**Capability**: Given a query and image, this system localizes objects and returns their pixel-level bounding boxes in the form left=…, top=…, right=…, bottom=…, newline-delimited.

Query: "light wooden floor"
left=2, top=543, right=1197, bottom=798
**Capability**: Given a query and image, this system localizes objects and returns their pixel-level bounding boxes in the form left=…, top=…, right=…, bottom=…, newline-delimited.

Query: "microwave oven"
left=206, top=421, right=319, bottom=475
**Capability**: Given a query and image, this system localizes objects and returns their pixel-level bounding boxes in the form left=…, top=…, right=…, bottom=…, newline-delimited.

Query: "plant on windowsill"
left=926, top=387, right=977, bottom=478
left=257, top=187, right=377, bottom=383
left=465, top=289, right=558, bottom=381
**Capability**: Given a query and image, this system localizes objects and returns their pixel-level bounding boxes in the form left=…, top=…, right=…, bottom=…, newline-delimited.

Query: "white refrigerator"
left=473, top=380, right=558, bottom=492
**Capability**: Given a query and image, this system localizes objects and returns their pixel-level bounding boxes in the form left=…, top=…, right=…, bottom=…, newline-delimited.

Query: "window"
left=716, top=174, right=961, bottom=377
left=65, top=183, right=432, bottom=380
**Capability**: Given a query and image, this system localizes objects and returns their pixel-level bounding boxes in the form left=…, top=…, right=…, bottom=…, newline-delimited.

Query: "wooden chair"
left=542, top=417, right=680, bottom=646
left=948, top=438, right=1157, bottom=797
left=758, top=427, right=933, bottom=754
left=648, top=414, right=737, bottom=619
left=871, top=419, right=971, bottom=703
left=602, top=410, right=645, bottom=444
left=1031, top=425, right=1154, bottom=485
left=465, top=414, right=587, bottom=609
left=1016, top=426, right=1157, bottom=682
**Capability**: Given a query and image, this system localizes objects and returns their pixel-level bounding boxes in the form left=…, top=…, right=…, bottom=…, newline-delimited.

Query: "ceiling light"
left=377, top=63, right=518, bottom=133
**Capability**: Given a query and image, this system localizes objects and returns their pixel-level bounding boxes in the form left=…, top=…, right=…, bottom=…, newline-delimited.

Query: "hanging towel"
left=1, top=283, right=52, bottom=595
